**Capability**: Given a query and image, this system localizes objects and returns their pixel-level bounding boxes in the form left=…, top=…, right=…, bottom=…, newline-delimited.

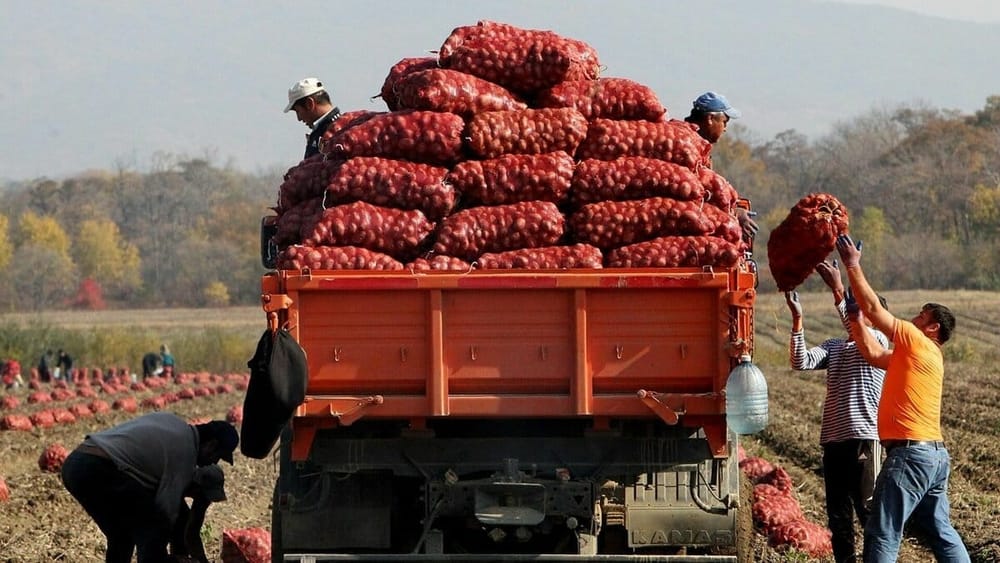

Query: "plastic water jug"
left=725, top=354, right=768, bottom=434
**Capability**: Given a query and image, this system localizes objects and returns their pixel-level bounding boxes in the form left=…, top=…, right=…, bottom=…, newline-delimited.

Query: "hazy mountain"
left=1, top=0, right=998, bottom=180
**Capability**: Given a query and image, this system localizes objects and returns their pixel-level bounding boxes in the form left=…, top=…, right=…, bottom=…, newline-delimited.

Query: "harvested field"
left=1, top=291, right=998, bottom=562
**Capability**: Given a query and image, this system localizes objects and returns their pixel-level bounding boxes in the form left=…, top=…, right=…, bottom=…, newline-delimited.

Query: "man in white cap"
left=284, top=77, right=341, bottom=159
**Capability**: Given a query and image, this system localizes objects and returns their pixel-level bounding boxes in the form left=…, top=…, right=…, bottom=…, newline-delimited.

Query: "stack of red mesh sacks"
left=738, top=446, right=833, bottom=558
left=272, top=20, right=746, bottom=272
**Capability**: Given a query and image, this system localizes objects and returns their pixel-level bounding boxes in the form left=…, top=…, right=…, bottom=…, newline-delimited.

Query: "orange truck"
left=258, top=242, right=760, bottom=561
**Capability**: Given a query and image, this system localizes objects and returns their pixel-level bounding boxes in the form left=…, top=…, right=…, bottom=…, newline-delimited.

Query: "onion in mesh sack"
left=767, top=193, right=849, bottom=291
left=569, top=197, right=715, bottom=249
left=571, top=157, right=705, bottom=207
left=534, top=77, right=666, bottom=121
left=438, top=20, right=600, bottom=94
left=432, top=201, right=565, bottom=262
left=447, top=152, right=574, bottom=206
left=575, top=118, right=711, bottom=170
left=393, top=68, right=527, bottom=116
left=465, top=108, right=588, bottom=159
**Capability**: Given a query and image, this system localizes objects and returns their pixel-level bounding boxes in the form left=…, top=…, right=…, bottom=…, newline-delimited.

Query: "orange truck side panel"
left=262, top=268, right=755, bottom=458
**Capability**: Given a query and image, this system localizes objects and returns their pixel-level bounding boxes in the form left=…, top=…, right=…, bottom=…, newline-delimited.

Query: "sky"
left=1, top=0, right=999, bottom=181
left=834, top=0, right=1000, bottom=22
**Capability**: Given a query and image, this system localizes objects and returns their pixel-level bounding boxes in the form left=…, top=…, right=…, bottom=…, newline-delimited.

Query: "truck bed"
left=261, top=266, right=756, bottom=461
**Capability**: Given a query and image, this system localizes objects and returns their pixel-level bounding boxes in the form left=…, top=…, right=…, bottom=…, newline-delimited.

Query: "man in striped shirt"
left=785, top=260, right=889, bottom=563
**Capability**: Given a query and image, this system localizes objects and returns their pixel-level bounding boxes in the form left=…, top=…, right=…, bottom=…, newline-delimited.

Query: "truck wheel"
left=271, top=481, right=283, bottom=563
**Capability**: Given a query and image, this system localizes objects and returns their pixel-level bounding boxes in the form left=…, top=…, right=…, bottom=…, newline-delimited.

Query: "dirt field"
left=1, top=290, right=998, bottom=562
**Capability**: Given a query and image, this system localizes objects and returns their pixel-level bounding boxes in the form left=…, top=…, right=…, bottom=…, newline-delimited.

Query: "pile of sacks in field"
left=272, top=20, right=746, bottom=272
left=739, top=446, right=833, bottom=558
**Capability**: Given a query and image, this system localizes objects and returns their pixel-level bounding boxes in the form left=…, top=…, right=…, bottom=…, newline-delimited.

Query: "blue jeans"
left=863, top=443, right=970, bottom=562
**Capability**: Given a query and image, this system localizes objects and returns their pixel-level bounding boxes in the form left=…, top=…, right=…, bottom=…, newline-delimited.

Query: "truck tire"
left=271, top=481, right=283, bottom=563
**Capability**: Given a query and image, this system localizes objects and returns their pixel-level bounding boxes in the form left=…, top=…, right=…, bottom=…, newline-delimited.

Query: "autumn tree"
left=7, top=244, right=77, bottom=310
left=73, top=218, right=143, bottom=299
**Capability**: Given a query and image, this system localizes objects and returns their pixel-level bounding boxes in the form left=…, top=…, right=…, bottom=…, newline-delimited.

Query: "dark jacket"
left=304, top=106, right=341, bottom=159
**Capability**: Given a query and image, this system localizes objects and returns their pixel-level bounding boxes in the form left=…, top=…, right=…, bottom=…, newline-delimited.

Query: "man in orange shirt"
left=835, top=234, right=969, bottom=563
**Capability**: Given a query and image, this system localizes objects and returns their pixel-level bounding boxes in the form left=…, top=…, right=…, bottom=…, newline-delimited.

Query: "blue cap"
left=693, top=92, right=741, bottom=119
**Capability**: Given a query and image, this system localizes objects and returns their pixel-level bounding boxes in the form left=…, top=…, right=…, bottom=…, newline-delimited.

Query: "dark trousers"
left=61, top=449, right=172, bottom=563
left=823, top=439, right=881, bottom=563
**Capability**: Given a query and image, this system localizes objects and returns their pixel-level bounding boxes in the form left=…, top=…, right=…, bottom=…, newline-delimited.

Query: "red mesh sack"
left=447, top=152, right=574, bottom=206
left=276, top=157, right=344, bottom=213
left=432, top=201, right=566, bottom=261
left=569, top=197, right=715, bottom=249
left=405, top=255, right=473, bottom=272
left=112, top=397, right=138, bottom=412
left=303, top=201, right=435, bottom=261
left=438, top=20, right=600, bottom=94
left=1, top=414, right=33, bottom=431
left=276, top=245, right=404, bottom=271
left=52, top=408, right=76, bottom=425
left=534, top=78, right=666, bottom=121
left=69, top=404, right=94, bottom=419
left=88, top=400, right=111, bottom=414
left=274, top=197, right=323, bottom=248
left=739, top=456, right=775, bottom=481
left=701, top=204, right=742, bottom=245
left=0, top=396, right=19, bottom=410
left=698, top=167, right=738, bottom=211
left=323, top=110, right=465, bottom=165
left=752, top=493, right=803, bottom=534
left=221, top=527, right=271, bottom=563
left=324, top=157, right=454, bottom=220
left=379, top=57, right=438, bottom=111
left=318, top=111, right=385, bottom=154
left=571, top=157, right=705, bottom=207
left=768, top=519, right=834, bottom=558
left=606, top=236, right=741, bottom=269
left=0, top=476, right=9, bottom=502
left=465, top=108, right=588, bottom=159
left=393, top=68, right=527, bottom=116
left=767, top=193, right=849, bottom=291
left=575, top=119, right=711, bottom=170
left=38, top=443, right=69, bottom=473
left=30, top=410, right=56, bottom=428
left=477, top=244, right=603, bottom=270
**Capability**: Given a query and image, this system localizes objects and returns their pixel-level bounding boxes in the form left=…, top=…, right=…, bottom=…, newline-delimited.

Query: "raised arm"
left=835, top=234, right=895, bottom=336
left=815, top=259, right=849, bottom=332
left=847, top=311, right=892, bottom=369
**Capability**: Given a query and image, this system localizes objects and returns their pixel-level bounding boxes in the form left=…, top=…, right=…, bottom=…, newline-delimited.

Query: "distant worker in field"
left=142, top=352, right=162, bottom=379
left=785, top=260, right=889, bottom=563
left=685, top=91, right=758, bottom=242
left=61, top=413, right=239, bottom=563
left=160, top=344, right=176, bottom=379
left=283, top=76, right=341, bottom=159
left=835, top=234, right=970, bottom=563
left=168, top=464, right=227, bottom=563
left=57, top=349, right=74, bottom=383
left=38, top=349, right=54, bottom=383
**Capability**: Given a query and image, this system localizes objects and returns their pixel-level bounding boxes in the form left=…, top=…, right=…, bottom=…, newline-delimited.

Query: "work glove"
left=835, top=234, right=862, bottom=268
left=844, top=287, right=862, bottom=321
left=784, top=291, right=802, bottom=318
left=736, top=208, right=759, bottom=240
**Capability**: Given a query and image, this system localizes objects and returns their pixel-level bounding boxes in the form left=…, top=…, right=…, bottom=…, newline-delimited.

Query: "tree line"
left=1, top=96, right=998, bottom=310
